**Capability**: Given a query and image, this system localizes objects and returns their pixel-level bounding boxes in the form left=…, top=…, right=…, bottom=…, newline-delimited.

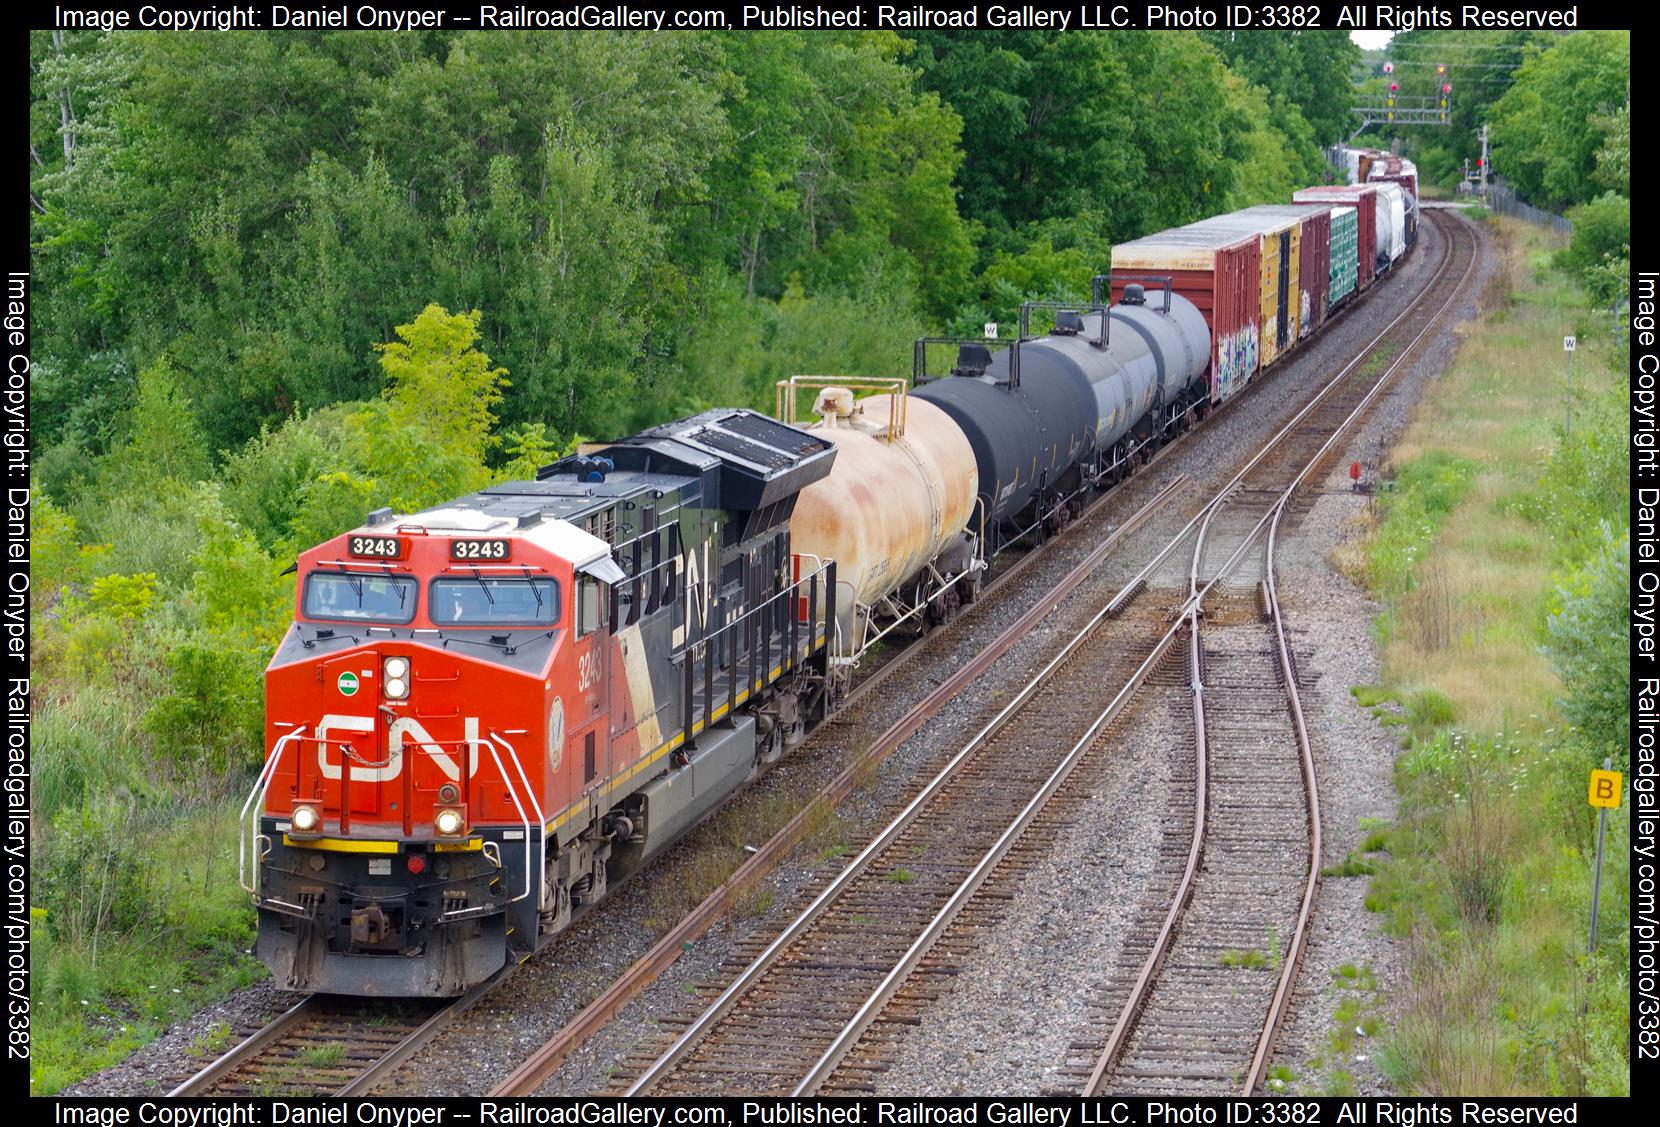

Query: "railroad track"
left=170, top=992, right=454, bottom=1096
left=179, top=213, right=1474, bottom=1101
left=1069, top=208, right=1480, bottom=1097
left=171, top=469, right=1190, bottom=1099
left=561, top=211, right=1477, bottom=1098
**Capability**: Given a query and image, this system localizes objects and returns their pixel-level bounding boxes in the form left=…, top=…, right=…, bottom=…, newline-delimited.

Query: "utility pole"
left=1479, top=124, right=1491, bottom=200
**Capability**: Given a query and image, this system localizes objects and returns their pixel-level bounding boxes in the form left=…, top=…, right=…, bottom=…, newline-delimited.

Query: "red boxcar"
left=1110, top=227, right=1260, bottom=404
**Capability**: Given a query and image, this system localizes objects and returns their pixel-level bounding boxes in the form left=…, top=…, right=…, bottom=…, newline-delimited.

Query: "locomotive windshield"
left=430, top=577, right=561, bottom=627
left=302, top=572, right=418, bottom=623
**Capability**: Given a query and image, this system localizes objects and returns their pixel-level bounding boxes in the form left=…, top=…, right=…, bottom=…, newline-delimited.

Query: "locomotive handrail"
left=239, top=727, right=309, bottom=896
left=485, top=732, right=546, bottom=912
left=672, top=558, right=835, bottom=749
left=789, top=553, right=844, bottom=659
left=242, top=726, right=546, bottom=914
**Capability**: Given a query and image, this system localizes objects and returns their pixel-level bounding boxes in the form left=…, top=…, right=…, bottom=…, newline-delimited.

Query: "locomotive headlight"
left=383, top=656, right=409, bottom=699
left=290, top=803, right=321, bottom=835
left=434, top=807, right=467, bottom=838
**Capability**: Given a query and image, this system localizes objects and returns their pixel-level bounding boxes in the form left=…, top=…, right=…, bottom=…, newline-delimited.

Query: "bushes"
left=1356, top=220, right=1629, bottom=1095
left=1557, top=192, right=1630, bottom=305
left=37, top=799, right=153, bottom=947
left=1543, top=527, right=1631, bottom=768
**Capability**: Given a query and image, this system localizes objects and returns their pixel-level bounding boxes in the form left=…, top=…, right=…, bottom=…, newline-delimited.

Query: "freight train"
left=246, top=181, right=1419, bottom=996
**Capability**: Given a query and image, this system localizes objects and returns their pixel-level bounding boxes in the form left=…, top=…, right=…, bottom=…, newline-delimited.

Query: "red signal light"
left=407, top=854, right=427, bottom=875
left=1443, top=84, right=1453, bottom=95
left=1390, top=83, right=1399, bottom=93
left=1383, top=62, right=1394, bottom=74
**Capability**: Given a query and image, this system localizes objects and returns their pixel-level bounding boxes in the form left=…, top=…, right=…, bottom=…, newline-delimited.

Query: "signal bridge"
left=1349, top=95, right=1452, bottom=138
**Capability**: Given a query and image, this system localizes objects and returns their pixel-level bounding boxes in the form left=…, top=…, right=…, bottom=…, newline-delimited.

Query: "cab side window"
left=578, top=576, right=604, bottom=637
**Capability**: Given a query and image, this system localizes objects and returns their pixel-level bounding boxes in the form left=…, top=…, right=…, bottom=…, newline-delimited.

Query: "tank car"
left=910, top=287, right=1209, bottom=552
left=782, top=378, right=981, bottom=657
left=249, top=410, right=838, bottom=995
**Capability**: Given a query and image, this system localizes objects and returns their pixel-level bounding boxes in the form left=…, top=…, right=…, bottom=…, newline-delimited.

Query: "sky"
left=1351, top=31, right=1394, bottom=50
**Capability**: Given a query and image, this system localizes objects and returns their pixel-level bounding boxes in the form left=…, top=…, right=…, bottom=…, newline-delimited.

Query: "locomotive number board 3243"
left=348, top=535, right=403, bottom=559
left=451, top=539, right=510, bottom=561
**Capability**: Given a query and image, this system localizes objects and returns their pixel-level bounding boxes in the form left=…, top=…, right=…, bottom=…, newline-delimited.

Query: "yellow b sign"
left=1588, top=769, right=1623, bottom=809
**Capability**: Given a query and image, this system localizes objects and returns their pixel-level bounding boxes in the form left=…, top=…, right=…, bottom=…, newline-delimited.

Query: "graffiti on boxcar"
left=1216, top=324, right=1259, bottom=400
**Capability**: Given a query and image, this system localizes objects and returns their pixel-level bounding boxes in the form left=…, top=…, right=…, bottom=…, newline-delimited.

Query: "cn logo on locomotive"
left=314, top=713, right=483, bottom=782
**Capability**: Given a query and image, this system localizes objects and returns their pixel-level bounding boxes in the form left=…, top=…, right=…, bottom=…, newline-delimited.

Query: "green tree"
left=111, top=358, right=209, bottom=485
left=1558, top=192, right=1630, bottom=303
left=908, top=31, right=1140, bottom=248
left=1592, top=99, right=1629, bottom=193
left=1201, top=30, right=1360, bottom=144
left=1488, top=31, right=1630, bottom=210
left=375, top=304, right=508, bottom=461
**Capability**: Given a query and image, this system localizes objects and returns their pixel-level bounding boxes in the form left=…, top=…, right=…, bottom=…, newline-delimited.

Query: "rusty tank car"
left=781, top=378, right=981, bottom=656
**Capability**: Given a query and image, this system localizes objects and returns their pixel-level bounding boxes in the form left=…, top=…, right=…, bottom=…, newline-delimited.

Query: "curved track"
left=1077, top=209, right=1478, bottom=1096
left=178, top=211, right=1474, bottom=1100
left=172, top=470, right=1188, bottom=1099
left=592, top=211, right=1476, bottom=1098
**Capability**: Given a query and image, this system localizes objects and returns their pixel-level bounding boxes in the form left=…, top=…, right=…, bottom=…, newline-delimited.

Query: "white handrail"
left=239, top=728, right=308, bottom=896
left=486, top=733, right=544, bottom=908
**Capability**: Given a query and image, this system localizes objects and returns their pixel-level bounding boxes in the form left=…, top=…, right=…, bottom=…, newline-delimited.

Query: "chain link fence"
left=1486, top=179, right=1574, bottom=238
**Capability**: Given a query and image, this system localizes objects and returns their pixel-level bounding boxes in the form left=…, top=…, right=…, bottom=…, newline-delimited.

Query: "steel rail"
left=618, top=485, right=1200, bottom=1095
left=169, top=997, right=316, bottom=1096
left=183, top=462, right=1191, bottom=1103
left=168, top=972, right=505, bottom=1097
left=488, top=477, right=1185, bottom=1097
left=791, top=453, right=1325, bottom=1094
left=1084, top=208, right=1478, bottom=1096
left=207, top=216, right=1470, bottom=1104
left=628, top=213, right=1477, bottom=1098
left=1242, top=213, right=1478, bottom=1095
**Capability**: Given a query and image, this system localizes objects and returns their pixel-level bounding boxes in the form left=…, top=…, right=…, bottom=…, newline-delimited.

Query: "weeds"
left=1355, top=217, right=1629, bottom=1095
left=301, top=1044, right=345, bottom=1069
left=1321, top=854, right=1377, bottom=878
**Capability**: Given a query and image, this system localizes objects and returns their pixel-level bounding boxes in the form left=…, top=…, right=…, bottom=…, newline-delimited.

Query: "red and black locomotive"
left=249, top=410, right=837, bottom=995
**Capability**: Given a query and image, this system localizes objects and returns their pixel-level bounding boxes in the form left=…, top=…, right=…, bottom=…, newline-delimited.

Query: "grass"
left=1349, top=216, right=1629, bottom=1096
left=189, top=1022, right=233, bottom=1059
left=30, top=795, right=266, bottom=1096
left=1358, top=340, right=1401, bottom=380
left=301, top=1044, right=346, bottom=1069
left=1322, top=854, right=1378, bottom=878
left=885, top=867, right=917, bottom=884
left=1218, top=949, right=1266, bottom=968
